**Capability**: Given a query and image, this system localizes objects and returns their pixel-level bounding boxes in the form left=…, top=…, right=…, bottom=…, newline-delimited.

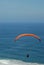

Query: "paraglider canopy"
left=14, top=33, right=41, bottom=42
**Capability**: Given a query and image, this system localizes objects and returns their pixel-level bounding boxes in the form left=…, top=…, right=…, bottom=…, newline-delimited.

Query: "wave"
left=0, top=59, right=44, bottom=65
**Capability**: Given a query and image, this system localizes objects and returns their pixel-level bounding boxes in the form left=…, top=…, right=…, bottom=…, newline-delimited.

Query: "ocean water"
left=0, top=22, right=44, bottom=65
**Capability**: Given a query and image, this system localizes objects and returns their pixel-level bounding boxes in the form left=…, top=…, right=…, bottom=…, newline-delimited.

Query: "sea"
left=0, top=22, right=44, bottom=65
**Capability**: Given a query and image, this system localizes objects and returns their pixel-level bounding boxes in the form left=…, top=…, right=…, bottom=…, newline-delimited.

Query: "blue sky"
left=0, top=0, right=44, bottom=23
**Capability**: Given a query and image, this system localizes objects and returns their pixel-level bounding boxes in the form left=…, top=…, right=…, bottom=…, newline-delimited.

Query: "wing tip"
left=39, top=39, right=41, bottom=42
left=14, top=39, right=17, bottom=42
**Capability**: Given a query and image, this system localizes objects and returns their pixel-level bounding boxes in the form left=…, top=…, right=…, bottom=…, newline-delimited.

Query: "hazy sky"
left=0, top=0, right=44, bottom=22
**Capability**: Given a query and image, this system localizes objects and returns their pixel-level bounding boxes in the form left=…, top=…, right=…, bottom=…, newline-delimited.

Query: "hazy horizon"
left=0, top=0, right=44, bottom=23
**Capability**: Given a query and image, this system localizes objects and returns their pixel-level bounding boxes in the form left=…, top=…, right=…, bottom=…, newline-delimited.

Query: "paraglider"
left=14, top=33, right=41, bottom=58
left=14, top=33, right=41, bottom=42
left=26, top=54, right=30, bottom=58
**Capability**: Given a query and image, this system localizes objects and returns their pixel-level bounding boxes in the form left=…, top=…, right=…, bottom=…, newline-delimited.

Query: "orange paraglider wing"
left=14, top=33, right=41, bottom=42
